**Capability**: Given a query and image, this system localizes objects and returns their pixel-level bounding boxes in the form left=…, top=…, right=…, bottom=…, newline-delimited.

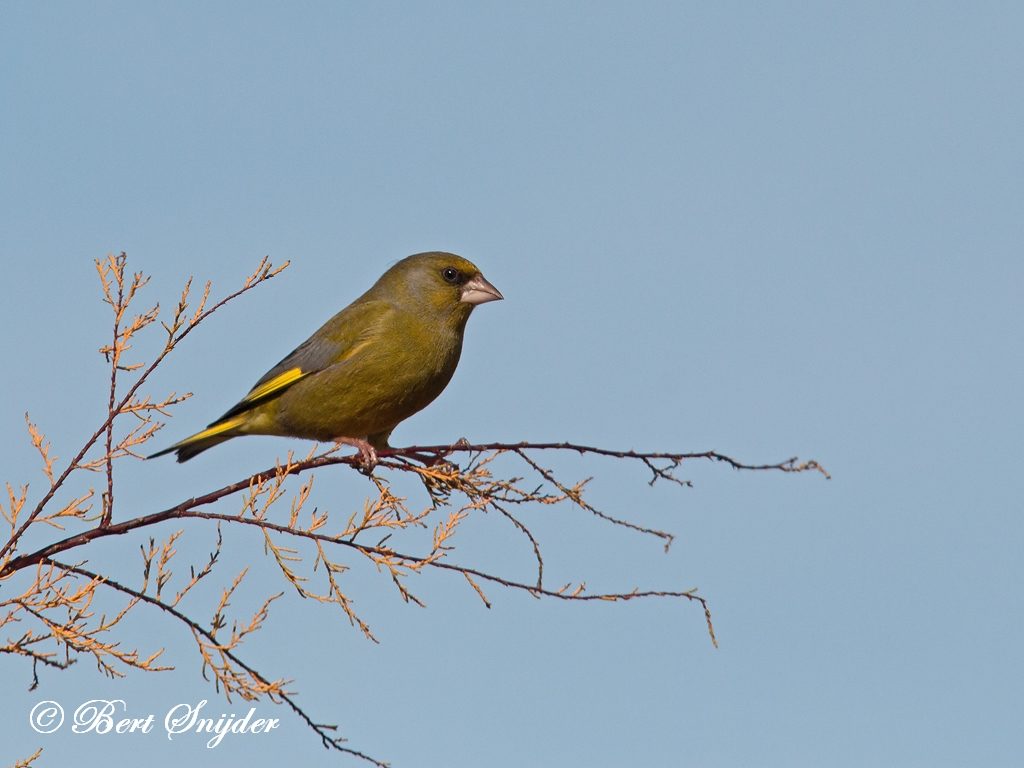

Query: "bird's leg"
left=333, top=437, right=378, bottom=474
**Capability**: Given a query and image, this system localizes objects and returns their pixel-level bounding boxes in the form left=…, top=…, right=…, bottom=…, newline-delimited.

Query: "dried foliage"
left=1, top=254, right=828, bottom=766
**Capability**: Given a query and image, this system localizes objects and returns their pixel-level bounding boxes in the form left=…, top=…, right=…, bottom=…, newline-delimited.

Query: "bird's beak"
left=461, top=273, right=503, bottom=305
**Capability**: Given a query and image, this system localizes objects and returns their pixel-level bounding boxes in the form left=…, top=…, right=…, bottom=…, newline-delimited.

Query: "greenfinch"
left=150, top=251, right=502, bottom=463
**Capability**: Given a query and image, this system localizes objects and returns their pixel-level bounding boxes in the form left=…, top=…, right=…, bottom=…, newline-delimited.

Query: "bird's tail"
left=147, top=416, right=246, bottom=463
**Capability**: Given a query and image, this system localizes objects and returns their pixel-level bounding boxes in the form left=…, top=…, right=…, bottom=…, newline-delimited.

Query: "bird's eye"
left=441, top=267, right=462, bottom=284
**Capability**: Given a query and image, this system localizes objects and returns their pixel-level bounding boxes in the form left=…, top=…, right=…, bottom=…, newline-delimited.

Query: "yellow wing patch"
left=243, top=367, right=308, bottom=405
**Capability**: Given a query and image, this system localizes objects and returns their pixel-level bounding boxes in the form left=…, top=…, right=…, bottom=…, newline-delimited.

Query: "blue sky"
left=2, top=2, right=1022, bottom=766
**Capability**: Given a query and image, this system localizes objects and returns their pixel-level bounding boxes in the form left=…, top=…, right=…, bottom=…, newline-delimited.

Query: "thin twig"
left=100, top=254, right=127, bottom=527
left=0, top=258, right=287, bottom=562
left=44, top=559, right=387, bottom=767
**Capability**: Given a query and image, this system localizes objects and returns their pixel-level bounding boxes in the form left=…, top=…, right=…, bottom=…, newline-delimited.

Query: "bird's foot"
left=334, top=437, right=378, bottom=474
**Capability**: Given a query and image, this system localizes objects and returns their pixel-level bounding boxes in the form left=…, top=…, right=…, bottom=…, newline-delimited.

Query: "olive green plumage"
left=150, top=252, right=502, bottom=462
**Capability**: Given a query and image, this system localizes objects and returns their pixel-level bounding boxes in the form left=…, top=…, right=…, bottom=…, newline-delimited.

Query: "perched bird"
left=149, top=251, right=502, bottom=464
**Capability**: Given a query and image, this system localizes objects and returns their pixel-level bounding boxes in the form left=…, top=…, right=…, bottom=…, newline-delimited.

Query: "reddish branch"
left=1, top=442, right=825, bottom=578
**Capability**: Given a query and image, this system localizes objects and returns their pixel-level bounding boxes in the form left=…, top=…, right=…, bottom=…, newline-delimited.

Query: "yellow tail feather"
left=180, top=415, right=247, bottom=445
left=148, top=415, right=247, bottom=462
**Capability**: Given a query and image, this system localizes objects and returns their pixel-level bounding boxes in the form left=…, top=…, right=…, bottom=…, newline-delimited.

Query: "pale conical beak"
left=460, top=273, right=503, bottom=305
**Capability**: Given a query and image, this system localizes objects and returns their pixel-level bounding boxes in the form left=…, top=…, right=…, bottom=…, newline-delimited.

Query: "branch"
left=1, top=442, right=825, bottom=579
left=0, top=256, right=287, bottom=561
left=45, top=559, right=386, bottom=767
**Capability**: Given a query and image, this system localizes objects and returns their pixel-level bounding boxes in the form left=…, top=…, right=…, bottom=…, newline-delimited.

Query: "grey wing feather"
left=217, top=300, right=392, bottom=420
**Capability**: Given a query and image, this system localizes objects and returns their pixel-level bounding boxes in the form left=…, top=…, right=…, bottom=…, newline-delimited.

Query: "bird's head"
left=375, top=251, right=503, bottom=322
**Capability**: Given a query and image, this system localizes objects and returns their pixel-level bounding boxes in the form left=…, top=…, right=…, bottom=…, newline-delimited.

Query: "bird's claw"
left=335, top=437, right=378, bottom=475
left=356, top=444, right=378, bottom=475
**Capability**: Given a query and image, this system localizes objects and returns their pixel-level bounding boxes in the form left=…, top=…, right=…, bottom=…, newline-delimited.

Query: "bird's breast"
left=273, top=311, right=465, bottom=441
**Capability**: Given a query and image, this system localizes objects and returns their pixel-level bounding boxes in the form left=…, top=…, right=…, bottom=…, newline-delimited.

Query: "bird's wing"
left=214, top=299, right=395, bottom=422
